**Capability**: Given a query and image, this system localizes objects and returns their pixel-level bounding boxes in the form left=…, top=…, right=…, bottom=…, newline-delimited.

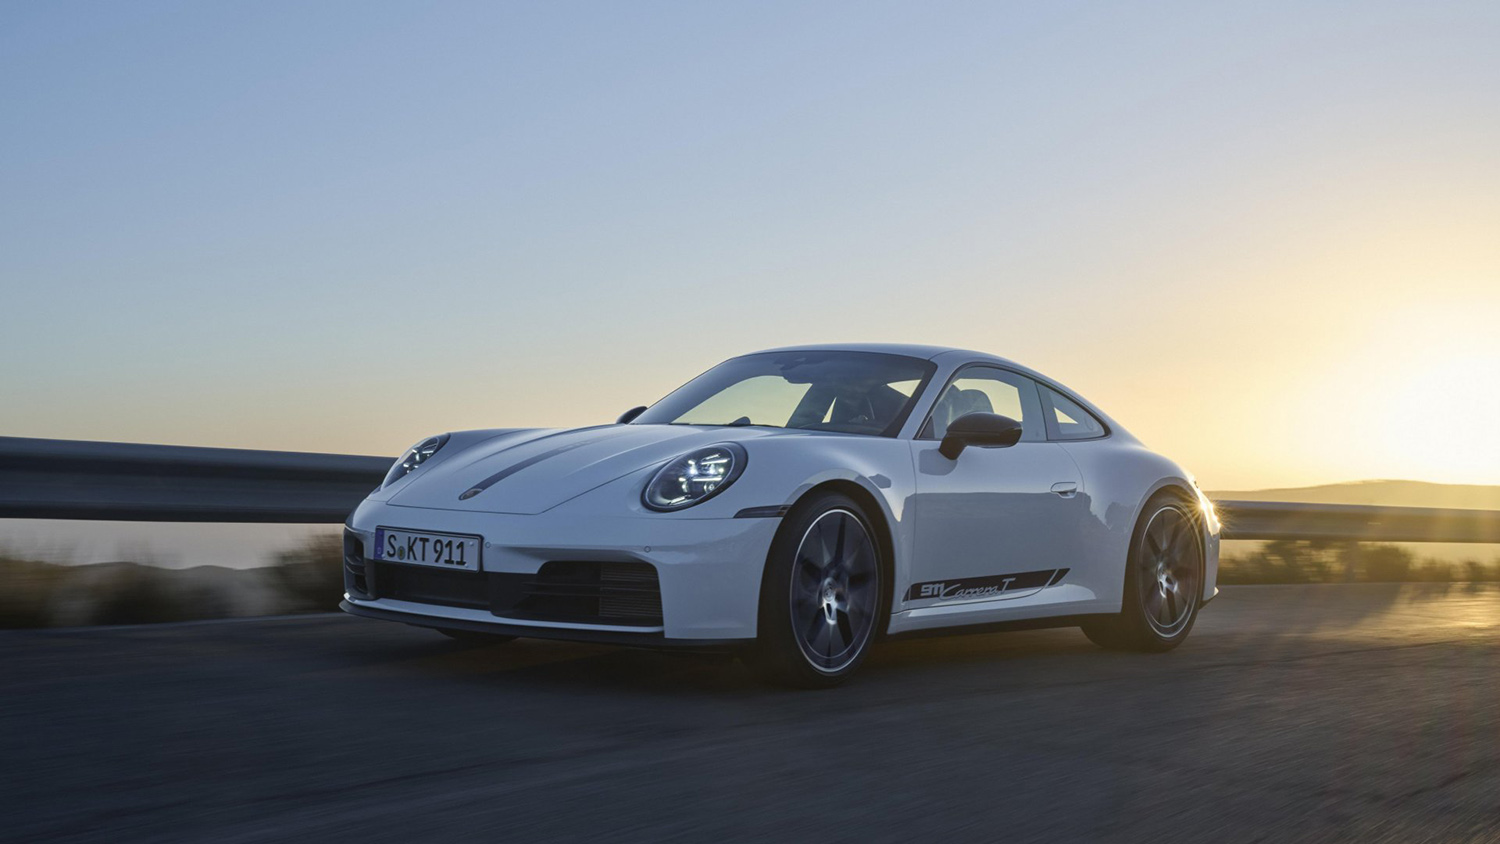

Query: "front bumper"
left=339, top=600, right=745, bottom=650
left=341, top=502, right=779, bottom=642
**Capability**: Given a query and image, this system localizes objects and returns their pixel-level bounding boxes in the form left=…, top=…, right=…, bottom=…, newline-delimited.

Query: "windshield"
left=633, top=351, right=936, bottom=436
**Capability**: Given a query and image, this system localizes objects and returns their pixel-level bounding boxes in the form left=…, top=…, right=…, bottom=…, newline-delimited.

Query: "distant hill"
left=1208, top=480, right=1500, bottom=511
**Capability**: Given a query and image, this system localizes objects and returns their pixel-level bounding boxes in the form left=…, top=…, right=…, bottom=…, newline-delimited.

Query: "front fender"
left=549, top=435, right=917, bottom=595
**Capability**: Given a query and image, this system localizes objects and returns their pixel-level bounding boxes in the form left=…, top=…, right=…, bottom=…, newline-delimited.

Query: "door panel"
left=905, top=440, right=1088, bottom=611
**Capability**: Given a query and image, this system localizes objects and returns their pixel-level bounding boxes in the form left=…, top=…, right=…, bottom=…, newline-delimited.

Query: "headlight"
left=642, top=443, right=747, bottom=511
left=383, top=434, right=450, bottom=488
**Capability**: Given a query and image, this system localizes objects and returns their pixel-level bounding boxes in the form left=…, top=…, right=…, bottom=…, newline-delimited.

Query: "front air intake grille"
left=355, top=555, right=663, bottom=627
left=369, top=562, right=489, bottom=610
left=343, top=529, right=370, bottom=597
left=507, top=561, right=663, bottom=626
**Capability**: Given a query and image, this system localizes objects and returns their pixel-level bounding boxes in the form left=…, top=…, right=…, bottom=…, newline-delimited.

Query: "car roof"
left=752, top=342, right=1014, bottom=364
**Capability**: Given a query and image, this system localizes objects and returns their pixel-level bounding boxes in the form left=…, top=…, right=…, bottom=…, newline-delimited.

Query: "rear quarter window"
left=1040, top=386, right=1107, bottom=440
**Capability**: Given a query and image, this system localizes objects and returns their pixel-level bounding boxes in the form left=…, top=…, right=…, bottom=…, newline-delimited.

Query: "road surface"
left=4, top=584, right=1497, bottom=843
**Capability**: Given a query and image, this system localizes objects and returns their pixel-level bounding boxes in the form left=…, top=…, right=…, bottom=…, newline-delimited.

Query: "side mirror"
left=939, top=412, right=1023, bottom=459
left=616, top=406, right=647, bottom=425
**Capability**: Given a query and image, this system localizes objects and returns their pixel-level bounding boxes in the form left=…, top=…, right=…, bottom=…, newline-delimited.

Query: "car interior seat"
left=928, top=387, right=994, bottom=438
left=827, top=383, right=907, bottom=432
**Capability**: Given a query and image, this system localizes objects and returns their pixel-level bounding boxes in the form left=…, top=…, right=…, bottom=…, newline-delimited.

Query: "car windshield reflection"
left=632, top=351, right=936, bottom=437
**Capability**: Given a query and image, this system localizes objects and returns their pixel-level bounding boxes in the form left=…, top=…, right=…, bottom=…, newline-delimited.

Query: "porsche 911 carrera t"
left=341, top=345, right=1220, bottom=686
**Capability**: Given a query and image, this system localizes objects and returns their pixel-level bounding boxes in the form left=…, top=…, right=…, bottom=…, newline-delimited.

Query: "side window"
left=920, top=367, right=1044, bottom=441
left=1040, top=386, right=1107, bottom=440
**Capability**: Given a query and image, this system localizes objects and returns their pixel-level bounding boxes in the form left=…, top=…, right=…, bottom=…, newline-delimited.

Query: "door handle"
left=1050, top=482, right=1079, bottom=497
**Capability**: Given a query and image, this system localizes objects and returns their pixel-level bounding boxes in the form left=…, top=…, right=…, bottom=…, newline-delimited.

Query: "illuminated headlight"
left=383, top=434, right=450, bottom=488
left=643, top=444, right=747, bottom=511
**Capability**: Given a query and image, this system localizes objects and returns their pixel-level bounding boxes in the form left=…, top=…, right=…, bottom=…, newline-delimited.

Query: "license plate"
left=373, top=528, right=481, bottom=571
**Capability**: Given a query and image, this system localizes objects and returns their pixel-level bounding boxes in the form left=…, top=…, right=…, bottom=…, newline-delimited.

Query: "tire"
left=747, top=491, right=887, bottom=688
left=1082, top=490, right=1204, bottom=653
left=437, top=629, right=517, bottom=646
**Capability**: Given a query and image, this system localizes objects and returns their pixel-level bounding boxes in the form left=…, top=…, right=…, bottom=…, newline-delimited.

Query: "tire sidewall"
left=751, top=491, right=886, bottom=687
left=1123, top=491, right=1204, bottom=650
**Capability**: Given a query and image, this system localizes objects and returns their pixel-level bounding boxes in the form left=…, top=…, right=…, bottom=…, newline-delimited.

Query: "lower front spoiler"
left=339, top=600, right=746, bottom=653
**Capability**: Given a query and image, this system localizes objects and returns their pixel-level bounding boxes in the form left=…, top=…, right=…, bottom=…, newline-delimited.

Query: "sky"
left=3, top=0, right=1499, bottom=496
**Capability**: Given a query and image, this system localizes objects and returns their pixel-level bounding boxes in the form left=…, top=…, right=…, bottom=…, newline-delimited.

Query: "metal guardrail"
left=1215, top=500, right=1500, bottom=543
left=2, top=436, right=1497, bottom=542
left=0, top=436, right=389, bottom=523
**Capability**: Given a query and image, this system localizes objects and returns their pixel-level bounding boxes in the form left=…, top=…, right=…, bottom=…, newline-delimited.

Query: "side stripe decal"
left=905, top=568, right=1069, bottom=603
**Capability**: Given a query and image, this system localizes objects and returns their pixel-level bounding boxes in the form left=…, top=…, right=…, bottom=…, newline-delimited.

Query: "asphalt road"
left=4, top=584, right=1498, bottom=843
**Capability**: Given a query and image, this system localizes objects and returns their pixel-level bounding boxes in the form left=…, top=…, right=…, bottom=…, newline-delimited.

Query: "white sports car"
left=341, top=344, right=1220, bottom=686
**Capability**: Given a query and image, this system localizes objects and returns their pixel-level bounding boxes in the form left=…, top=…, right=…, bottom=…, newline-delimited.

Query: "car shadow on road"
left=341, top=583, right=1500, bottom=696
left=358, top=623, right=1111, bottom=698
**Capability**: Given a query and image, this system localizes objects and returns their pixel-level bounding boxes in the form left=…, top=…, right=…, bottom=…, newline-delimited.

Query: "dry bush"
left=1220, top=543, right=1500, bottom=585
left=1357, top=545, right=1413, bottom=582
left=86, top=565, right=222, bottom=625
left=267, top=533, right=345, bottom=612
left=0, top=554, right=68, bottom=628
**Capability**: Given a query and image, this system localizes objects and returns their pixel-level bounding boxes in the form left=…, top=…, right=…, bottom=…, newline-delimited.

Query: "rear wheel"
left=1082, top=491, right=1203, bottom=652
left=748, top=492, right=885, bottom=688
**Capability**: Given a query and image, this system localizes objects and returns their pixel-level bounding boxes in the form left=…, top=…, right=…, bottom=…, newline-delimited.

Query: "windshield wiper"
left=664, top=419, right=782, bottom=429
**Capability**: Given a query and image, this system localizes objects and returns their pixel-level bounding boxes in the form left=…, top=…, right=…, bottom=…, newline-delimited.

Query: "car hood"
left=385, top=424, right=795, bottom=515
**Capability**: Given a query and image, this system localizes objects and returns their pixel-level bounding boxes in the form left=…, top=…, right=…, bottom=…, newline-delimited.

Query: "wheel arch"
left=1136, top=478, right=1197, bottom=513
left=770, top=479, right=899, bottom=638
left=1129, top=479, right=1211, bottom=605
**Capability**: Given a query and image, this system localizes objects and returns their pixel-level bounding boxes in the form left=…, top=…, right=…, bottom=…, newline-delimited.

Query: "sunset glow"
left=2, top=3, right=1496, bottom=492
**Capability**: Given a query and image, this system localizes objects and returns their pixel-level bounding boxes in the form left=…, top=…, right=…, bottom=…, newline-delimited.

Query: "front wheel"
left=747, top=492, right=886, bottom=688
left=1082, top=492, right=1203, bottom=652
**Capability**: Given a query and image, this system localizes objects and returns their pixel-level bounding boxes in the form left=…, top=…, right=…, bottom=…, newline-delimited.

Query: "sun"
left=1317, top=303, right=1500, bottom=485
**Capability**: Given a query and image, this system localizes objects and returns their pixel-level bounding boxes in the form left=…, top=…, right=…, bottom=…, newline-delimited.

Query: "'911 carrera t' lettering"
left=939, top=578, right=1014, bottom=600
left=906, top=569, right=1069, bottom=603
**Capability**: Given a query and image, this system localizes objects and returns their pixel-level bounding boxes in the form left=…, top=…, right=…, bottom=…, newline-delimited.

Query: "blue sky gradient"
left=3, top=1, right=1498, bottom=490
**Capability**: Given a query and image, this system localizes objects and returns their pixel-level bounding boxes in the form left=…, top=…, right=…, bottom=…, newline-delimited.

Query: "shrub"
left=1215, top=543, right=1496, bottom=585
left=0, top=555, right=67, bottom=628
left=267, top=534, right=344, bottom=612
left=1410, top=559, right=1457, bottom=582
left=1355, top=545, right=1414, bottom=582
left=88, top=565, right=208, bottom=625
left=1463, top=559, right=1500, bottom=582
